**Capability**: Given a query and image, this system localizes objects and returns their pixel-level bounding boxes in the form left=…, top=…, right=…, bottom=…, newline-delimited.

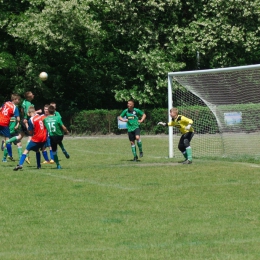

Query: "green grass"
left=1, top=135, right=260, bottom=259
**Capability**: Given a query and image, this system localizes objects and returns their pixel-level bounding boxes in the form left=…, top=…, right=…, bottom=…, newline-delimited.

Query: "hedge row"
left=69, top=104, right=260, bottom=135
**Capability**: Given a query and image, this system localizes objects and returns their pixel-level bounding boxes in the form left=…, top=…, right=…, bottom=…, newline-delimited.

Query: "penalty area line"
left=41, top=172, right=138, bottom=190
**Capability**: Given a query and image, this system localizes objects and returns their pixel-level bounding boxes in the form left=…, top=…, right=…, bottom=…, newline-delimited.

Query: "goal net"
left=168, top=64, right=260, bottom=159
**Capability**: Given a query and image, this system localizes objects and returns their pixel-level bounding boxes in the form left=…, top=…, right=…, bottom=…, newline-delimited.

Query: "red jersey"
left=0, top=102, right=18, bottom=127
left=28, top=114, right=47, bottom=143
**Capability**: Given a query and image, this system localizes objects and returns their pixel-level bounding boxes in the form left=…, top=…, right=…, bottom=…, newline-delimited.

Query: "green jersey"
left=9, top=116, right=17, bottom=134
left=54, top=111, right=62, bottom=118
left=120, top=108, right=144, bottom=132
left=43, top=115, right=64, bottom=136
left=22, top=100, right=34, bottom=119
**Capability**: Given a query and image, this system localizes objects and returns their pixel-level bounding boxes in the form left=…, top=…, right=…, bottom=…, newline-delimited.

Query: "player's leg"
left=135, top=128, right=143, bottom=158
left=51, top=136, right=61, bottom=169
left=128, top=131, right=138, bottom=161
left=182, top=132, right=194, bottom=164
left=59, top=141, right=70, bottom=159
left=41, top=146, right=50, bottom=163
left=2, top=146, right=8, bottom=162
left=178, top=135, right=188, bottom=163
left=16, top=141, right=23, bottom=160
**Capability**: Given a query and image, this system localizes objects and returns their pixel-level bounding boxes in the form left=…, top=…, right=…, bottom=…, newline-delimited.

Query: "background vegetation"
left=1, top=0, right=260, bottom=116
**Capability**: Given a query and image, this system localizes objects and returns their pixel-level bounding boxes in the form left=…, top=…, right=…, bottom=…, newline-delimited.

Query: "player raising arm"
left=158, top=107, right=194, bottom=164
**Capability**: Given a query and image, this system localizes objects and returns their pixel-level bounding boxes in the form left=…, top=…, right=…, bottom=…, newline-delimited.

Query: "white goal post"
left=168, top=64, right=260, bottom=159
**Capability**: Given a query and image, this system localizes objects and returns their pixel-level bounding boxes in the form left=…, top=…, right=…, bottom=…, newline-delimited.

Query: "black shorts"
left=49, top=135, right=64, bottom=152
left=21, top=121, right=32, bottom=136
left=128, top=128, right=141, bottom=142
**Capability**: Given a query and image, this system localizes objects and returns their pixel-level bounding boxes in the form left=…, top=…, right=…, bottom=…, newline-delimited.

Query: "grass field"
left=1, top=135, right=260, bottom=259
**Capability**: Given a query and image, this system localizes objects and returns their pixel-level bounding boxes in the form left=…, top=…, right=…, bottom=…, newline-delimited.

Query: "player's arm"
left=62, top=125, right=70, bottom=135
left=138, top=113, right=146, bottom=123
left=182, top=116, right=193, bottom=130
left=15, top=116, right=20, bottom=129
left=119, top=111, right=128, bottom=122
left=35, top=108, right=42, bottom=114
left=27, top=119, right=34, bottom=136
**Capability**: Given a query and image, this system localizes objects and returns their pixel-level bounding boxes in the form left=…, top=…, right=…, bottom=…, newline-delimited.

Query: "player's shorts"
left=44, top=136, right=51, bottom=148
left=128, top=128, right=141, bottom=142
left=178, top=132, right=194, bottom=151
left=26, top=141, right=46, bottom=152
left=49, top=135, right=64, bottom=152
left=21, top=121, right=32, bottom=136
left=0, top=125, right=11, bottom=138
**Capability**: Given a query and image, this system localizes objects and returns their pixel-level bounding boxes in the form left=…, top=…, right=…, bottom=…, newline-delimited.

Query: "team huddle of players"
left=0, top=91, right=70, bottom=170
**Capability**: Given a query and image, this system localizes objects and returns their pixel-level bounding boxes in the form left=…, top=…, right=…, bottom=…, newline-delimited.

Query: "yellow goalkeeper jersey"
left=168, top=115, right=194, bottom=134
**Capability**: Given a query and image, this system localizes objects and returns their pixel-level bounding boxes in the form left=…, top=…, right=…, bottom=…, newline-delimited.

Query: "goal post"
left=168, top=64, right=260, bottom=159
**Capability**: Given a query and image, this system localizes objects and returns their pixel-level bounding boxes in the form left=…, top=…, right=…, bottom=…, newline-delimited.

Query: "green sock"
left=54, top=154, right=59, bottom=165
left=186, top=147, right=192, bottom=161
left=3, top=148, right=8, bottom=159
left=183, top=151, right=188, bottom=159
left=137, top=140, right=143, bottom=152
left=18, top=147, right=22, bottom=159
left=6, top=136, right=18, bottom=144
left=59, top=143, right=65, bottom=152
left=131, top=145, right=137, bottom=157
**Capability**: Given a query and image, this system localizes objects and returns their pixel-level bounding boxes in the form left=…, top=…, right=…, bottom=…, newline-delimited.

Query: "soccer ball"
left=39, top=72, right=48, bottom=81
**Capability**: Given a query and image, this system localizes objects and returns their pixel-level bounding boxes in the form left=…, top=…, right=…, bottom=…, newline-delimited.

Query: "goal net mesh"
left=170, top=65, right=260, bottom=159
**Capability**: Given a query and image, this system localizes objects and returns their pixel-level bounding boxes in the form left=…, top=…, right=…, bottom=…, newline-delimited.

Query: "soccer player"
left=40, top=104, right=54, bottom=164
left=20, top=91, right=42, bottom=164
left=43, top=105, right=70, bottom=169
left=2, top=116, right=22, bottom=162
left=49, top=102, right=70, bottom=159
left=158, top=107, right=194, bottom=164
left=13, top=107, right=47, bottom=171
left=119, top=100, right=146, bottom=161
left=0, top=94, right=21, bottom=161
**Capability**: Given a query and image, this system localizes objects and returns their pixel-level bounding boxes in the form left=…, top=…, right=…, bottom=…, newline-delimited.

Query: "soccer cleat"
left=2, top=158, right=7, bottom=163
left=42, top=160, right=50, bottom=164
left=1, top=140, right=5, bottom=151
left=132, top=156, right=138, bottom=162
left=182, top=159, right=192, bottom=164
left=13, top=165, right=23, bottom=171
left=139, top=152, right=143, bottom=158
left=49, top=159, right=55, bottom=164
left=37, top=166, right=41, bottom=169
left=63, top=151, right=70, bottom=159
left=57, top=165, right=62, bottom=169
left=25, top=157, right=30, bottom=164
left=7, top=156, right=15, bottom=161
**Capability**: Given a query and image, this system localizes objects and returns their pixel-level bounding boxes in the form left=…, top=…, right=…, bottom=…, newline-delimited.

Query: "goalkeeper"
left=158, top=107, right=194, bottom=164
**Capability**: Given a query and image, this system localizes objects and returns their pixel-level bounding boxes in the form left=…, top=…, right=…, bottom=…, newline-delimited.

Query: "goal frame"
left=167, top=64, right=260, bottom=158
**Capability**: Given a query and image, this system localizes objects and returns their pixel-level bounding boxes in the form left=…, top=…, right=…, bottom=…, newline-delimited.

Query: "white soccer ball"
left=39, top=72, right=48, bottom=81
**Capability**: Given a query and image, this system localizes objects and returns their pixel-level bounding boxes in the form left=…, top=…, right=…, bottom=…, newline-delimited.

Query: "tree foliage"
left=1, top=0, right=260, bottom=110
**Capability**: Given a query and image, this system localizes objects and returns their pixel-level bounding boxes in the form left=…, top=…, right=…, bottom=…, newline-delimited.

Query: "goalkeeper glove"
left=157, top=122, right=166, bottom=126
left=185, top=124, right=191, bottom=130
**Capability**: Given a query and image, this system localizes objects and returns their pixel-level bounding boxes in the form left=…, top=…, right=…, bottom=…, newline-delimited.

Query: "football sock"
left=18, top=147, right=22, bottom=159
left=49, top=150, right=54, bottom=160
left=131, top=145, right=137, bottom=157
left=19, top=154, right=26, bottom=165
left=137, top=140, right=143, bottom=152
left=3, top=148, right=8, bottom=159
left=6, top=136, right=19, bottom=144
left=59, top=143, right=65, bottom=152
left=6, top=143, right=12, bottom=157
left=186, top=147, right=192, bottom=161
left=182, top=151, right=188, bottom=159
left=53, top=152, right=59, bottom=166
left=42, top=150, right=49, bottom=161
left=36, top=152, right=41, bottom=168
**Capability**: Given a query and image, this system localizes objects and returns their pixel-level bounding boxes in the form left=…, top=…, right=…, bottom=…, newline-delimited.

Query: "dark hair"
left=128, top=99, right=135, bottom=104
left=48, top=105, right=55, bottom=115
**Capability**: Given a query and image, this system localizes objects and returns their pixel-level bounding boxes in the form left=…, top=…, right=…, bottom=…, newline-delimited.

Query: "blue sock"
left=50, top=150, right=54, bottom=160
left=6, top=143, right=12, bottom=157
left=19, top=154, right=26, bottom=166
left=36, top=152, right=41, bottom=168
left=42, top=150, right=49, bottom=161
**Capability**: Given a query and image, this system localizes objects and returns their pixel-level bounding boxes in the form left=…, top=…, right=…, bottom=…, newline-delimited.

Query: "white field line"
left=41, top=172, right=138, bottom=190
